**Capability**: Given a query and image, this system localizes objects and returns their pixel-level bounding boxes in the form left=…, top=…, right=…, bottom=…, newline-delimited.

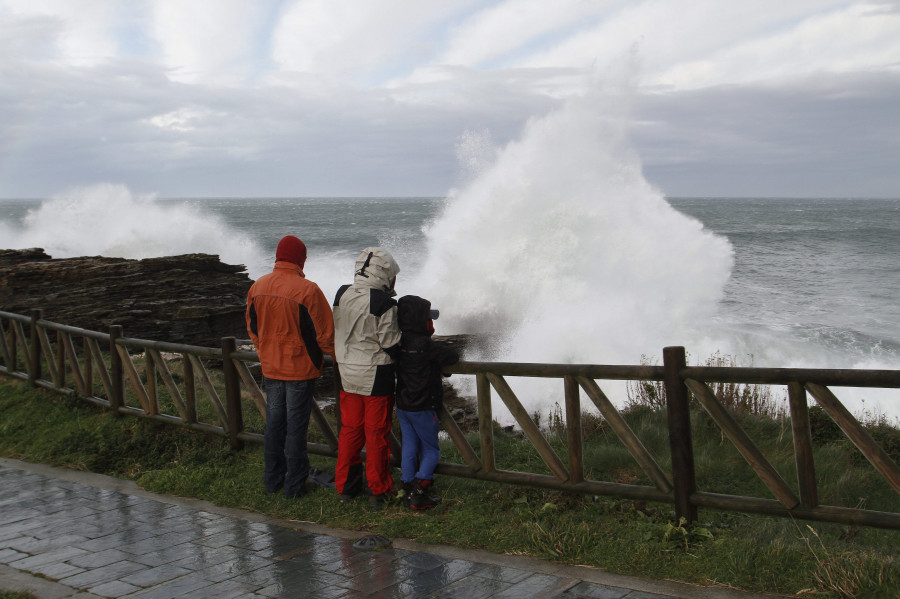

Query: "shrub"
left=626, top=351, right=784, bottom=419
left=808, top=406, right=844, bottom=445
left=865, top=418, right=900, bottom=463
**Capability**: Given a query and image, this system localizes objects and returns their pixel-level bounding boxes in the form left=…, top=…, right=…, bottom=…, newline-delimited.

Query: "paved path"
left=0, top=459, right=772, bottom=599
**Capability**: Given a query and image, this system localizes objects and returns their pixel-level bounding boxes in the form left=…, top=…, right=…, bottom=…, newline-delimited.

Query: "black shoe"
left=338, top=493, right=356, bottom=504
left=369, top=493, right=390, bottom=508
left=284, top=480, right=317, bottom=499
left=409, top=478, right=441, bottom=511
left=309, top=467, right=336, bottom=489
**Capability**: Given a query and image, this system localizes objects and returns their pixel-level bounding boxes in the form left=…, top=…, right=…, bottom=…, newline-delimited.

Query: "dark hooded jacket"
left=395, top=295, right=459, bottom=412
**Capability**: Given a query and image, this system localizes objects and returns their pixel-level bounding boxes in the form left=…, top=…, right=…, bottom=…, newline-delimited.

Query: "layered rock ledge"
left=1, top=248, right=480, bottom=424
left=0, top=248, right=252, bottom=347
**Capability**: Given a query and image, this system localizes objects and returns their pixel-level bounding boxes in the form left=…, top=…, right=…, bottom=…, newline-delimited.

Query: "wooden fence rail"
left=2, top=309, right=899, bottom=530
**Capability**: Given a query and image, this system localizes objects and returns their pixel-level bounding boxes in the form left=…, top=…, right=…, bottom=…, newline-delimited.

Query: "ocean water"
left=1, top=91, right=898, bottom=419
left=1, top=191, right=898, bottom=420
left=673, top=197, right=900, bottom=367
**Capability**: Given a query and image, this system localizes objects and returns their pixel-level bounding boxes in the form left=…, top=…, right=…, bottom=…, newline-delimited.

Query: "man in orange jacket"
left=246, top=235, right=335, bottom=498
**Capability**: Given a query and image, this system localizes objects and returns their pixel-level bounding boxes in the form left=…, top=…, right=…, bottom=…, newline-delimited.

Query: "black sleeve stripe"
left=368, top=289, right=397, bottom=317
left=298, top=304, right=324, bottom=369
left=334, top=284, right=351, bottom=307
left=384, top=343, right=401, bottom=361
left=371, top=363, right=397, bottom=396
left=248, top=302, right=258, bottom=337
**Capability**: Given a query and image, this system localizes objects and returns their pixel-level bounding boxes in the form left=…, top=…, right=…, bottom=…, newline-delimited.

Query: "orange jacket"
left=246, top=261, right=335, bottom=380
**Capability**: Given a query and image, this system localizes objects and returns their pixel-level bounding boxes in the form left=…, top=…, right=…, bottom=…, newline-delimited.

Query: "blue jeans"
left=263, top=377, right=314, bottom=497
left=397, top=408, right=441, bottom=483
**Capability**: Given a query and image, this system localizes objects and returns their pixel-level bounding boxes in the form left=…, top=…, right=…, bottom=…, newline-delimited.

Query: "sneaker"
left=409, top=478, right=441, bottom=511
left=338, top=492, right=356, bottom=504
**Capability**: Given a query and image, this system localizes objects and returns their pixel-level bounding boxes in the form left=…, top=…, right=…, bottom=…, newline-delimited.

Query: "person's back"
left=246, top=235, right=335, bottom=499
left=395, top=294, right=458, bottom=510
left=396, top=295, right=458, bottom=413
left=333, top=248, right=401, bottom=395
left=249, top=263, right=331, bottom=381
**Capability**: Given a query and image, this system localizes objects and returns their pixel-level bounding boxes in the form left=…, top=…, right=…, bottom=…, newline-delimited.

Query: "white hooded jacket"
left=332, top=247, right=401, bottom=395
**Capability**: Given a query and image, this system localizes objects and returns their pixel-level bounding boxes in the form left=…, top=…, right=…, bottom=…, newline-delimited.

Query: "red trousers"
left=334, top=391, right=394, bottom=496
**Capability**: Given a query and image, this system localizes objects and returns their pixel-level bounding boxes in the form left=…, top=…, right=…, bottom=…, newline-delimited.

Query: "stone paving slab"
left=0, top=459, right=775, bottom=599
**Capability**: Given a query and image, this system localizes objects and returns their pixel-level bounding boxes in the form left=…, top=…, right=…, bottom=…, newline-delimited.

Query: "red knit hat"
left=275, top=235, right=307, bottom=267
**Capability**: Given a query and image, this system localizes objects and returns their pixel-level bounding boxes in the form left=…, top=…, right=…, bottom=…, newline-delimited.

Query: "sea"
left=1, top=191, right=898, bottom=423
left=0, top=94, right=897, bottom=420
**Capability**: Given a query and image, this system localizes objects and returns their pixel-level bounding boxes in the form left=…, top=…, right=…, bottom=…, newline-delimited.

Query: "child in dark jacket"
left=395, top=295, right=459, bottom=510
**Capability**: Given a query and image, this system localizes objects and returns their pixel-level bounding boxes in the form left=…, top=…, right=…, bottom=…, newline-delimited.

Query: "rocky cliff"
left=0, top=249, right=252, bottom=347
left=1, top=248, right=482, bottom=422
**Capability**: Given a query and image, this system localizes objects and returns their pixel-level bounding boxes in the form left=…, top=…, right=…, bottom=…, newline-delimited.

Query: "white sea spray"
left=2, top=183, right=268, bottom=277
left=410, top=81, right=736, bottom=416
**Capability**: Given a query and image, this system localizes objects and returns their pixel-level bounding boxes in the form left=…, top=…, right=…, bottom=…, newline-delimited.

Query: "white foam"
left=416, top=84, right=732, bottom=354
left=411, top=80, right=899, bottom=422
left=3, top=183, right=267, bottom=276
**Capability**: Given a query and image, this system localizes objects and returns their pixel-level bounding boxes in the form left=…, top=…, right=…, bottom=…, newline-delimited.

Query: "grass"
left=0, top=592, right=37, bottom=599
left=1, top=376, right=899, bottom=598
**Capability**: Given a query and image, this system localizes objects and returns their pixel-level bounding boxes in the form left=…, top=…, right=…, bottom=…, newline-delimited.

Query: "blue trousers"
left=397, top=408, right=441, bottom=483
left=263, top=377, right=314, bottom=497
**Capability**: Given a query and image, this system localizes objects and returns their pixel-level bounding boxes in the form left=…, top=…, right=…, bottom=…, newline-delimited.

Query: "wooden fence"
left=2, top=308, right=899, bottom=530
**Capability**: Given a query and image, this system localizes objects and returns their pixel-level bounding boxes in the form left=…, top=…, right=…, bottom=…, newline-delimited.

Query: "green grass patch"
left=0, top=378, right=235, bottom=478
left=1, top=377, right=898, bottom=598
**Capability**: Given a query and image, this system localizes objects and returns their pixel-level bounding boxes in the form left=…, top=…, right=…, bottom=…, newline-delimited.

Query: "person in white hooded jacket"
left=332, top=247, right=401, bottom=506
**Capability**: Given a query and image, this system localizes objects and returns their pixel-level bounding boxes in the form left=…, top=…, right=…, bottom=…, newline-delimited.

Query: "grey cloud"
left=633, top=71, right=900, bottom=197
left=2, top=44, right=898, bottom=199
left=1, top=59, right=560, bottom=198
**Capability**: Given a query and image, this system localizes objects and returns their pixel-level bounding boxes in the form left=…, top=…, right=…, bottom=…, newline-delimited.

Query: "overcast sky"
left=1, top=0, right=899, bottom=199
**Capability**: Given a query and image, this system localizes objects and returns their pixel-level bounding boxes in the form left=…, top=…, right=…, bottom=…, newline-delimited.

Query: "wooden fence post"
left=182, top=352, right=197, bottom=424
left=788, top=382, right=819, bottom=508
left=221, top=337, right=244, bottom=450
left=55, top=330, right=65, bottom=390
left=663, top=346, right=698, bottom=524
left=477, top=373, right=495, bottom=473
left=564, top=375, right=584, bottom=484
left=9, top=319, right=19, bottom=373
left=29, top=309, right=42, bottom=386
left=83, top=337, right=93, bottom=397
left=109, top=325, right=124, bottom=415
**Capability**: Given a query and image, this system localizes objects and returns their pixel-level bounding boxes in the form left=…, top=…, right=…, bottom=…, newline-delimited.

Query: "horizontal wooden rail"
left=680, top=366, right=900, bottom=388
left=35, top=319, right=110, bottom=341
left=449, top=360, right=665, bottom=380
left=2, top=309, right=899, bottom=530
left=447, top=360, right=900, bottom=389
left=0, top=310, right=31, bottom=323
left=692, top=491, right=900, bottom=529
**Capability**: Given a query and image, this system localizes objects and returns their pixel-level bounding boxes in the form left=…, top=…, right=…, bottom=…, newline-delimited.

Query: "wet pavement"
left=0, top=459, right=770, bottom=599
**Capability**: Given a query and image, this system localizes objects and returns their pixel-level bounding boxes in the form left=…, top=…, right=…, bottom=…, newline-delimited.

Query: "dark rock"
left=1, top=248, right=483, bottom=420
left=433, top=334, right=480, bottom=431
left=0, top=248, right=252, bottom=347
left=0, top=248, right=50, bottom=266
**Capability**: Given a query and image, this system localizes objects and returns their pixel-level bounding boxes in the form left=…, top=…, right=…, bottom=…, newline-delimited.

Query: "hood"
left=353, top=247, right=400, bottom=296
left=398, top=295, right=433, bottom=334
